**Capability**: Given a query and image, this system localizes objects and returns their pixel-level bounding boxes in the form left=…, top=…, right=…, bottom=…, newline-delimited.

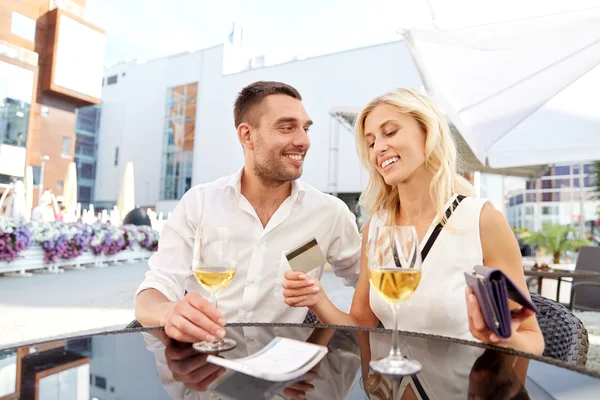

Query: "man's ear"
left=237, top=123, right=254, bottom=151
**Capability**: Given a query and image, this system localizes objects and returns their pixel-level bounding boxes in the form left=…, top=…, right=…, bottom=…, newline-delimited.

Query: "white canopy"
left=399, top=0, right=600, bottom=168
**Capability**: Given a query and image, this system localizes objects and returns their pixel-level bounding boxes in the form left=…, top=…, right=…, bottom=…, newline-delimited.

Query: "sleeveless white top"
left=368, top=195, right=489, bottom=340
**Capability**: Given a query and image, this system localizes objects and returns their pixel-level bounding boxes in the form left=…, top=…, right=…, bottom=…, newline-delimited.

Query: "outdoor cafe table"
left=523, top=268, right=600, bottom=305
left=2, top=323, right=599, bottom=399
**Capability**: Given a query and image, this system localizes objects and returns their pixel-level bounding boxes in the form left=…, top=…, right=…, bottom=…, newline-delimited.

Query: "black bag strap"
left=420, top=195, right=466, bottom=262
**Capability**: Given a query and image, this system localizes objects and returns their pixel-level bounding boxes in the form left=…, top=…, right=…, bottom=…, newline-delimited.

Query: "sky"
left=83, top=0, right=596, bottom=66
left=84, top=0, right=418, bottom=66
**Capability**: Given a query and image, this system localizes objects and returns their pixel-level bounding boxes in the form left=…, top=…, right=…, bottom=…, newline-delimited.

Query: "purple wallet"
left=464, top=265, right=538, bottom=339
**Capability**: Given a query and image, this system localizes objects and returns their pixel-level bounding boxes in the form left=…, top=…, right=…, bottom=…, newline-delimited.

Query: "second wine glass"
left=368, top=225, right=423, bottom=376
left=192, top=226, right=237, bottom=353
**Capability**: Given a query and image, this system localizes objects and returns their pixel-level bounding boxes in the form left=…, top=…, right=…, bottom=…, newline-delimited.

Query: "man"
left=135, top=81, right=361, bottom=343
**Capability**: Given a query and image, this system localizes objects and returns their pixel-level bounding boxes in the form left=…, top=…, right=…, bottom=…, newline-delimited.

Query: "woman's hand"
left=466, top=287, right=537, bottom=352
left=282, top=271, right=322, bottom=308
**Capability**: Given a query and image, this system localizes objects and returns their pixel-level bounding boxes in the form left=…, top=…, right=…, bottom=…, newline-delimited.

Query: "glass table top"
left=1, top=323, right=599, bottom=399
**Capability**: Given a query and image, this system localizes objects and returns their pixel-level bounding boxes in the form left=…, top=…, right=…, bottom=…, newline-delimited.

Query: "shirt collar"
left=226, top=166, right=306, bottom=203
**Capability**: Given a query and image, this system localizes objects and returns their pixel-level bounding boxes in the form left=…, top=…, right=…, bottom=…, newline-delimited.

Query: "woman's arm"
left=466, top=203, right=545, bottom=358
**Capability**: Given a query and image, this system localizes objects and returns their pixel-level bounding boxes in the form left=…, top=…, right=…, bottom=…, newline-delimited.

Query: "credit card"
left=285, top=238, right=326, bottom=273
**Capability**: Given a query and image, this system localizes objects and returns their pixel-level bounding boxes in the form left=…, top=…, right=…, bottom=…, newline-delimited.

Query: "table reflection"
left=142, top=326, right=542, bottom=400
left=142, top=325, right=361, bottom=399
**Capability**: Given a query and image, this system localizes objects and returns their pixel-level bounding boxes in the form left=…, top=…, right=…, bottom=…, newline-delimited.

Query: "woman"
left=283, top=88, right=544, bottom=355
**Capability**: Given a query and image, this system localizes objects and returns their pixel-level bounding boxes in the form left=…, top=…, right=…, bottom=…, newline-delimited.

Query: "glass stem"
left=210, top=292, right=222, bottom=345
left=390, top=303, right=402, bottom=359
left=210, top=291, right=218, bottom=310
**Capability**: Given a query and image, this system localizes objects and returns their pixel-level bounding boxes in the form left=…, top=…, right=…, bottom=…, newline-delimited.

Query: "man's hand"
left=163, top=292, right=228, bottom=343
left=164, top=340, right=226, bottom=392
left=282, top=271, right=322, bottom=308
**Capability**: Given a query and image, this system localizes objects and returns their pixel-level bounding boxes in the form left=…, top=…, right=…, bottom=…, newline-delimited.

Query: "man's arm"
left=134, top=188, right=226, bottom=343
left=134, top=190, right=197, bottom=326
left=325, top=200, right=362, bottom=287
left=135, top=289, right=176, bottom=327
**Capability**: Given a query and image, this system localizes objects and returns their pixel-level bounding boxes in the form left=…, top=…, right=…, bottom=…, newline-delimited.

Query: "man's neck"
left=240, top=167, right=292, bottom=207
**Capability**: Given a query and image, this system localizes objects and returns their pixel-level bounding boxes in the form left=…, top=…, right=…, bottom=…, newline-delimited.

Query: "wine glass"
left=192, top=226, right=238, bottom=353
left=368, top=226, right=423, bottom=376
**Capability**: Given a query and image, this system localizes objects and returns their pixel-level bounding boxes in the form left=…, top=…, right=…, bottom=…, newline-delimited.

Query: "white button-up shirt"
left=136, top=168, right=362, bottom=323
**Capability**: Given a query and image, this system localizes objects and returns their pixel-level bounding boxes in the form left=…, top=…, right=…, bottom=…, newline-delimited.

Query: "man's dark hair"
left=233, top=81, right=302, bottom=128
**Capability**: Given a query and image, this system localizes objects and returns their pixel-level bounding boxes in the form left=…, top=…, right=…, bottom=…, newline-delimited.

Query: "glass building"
left=74, top=105, right=101, bottom=208
left=160, top=82, right=197, bottom=200
left=506, top=163, right=598, bottom=233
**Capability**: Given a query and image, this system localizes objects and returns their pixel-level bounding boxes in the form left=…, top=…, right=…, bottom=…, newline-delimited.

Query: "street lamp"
left=39, top=155, right=50, bottom=201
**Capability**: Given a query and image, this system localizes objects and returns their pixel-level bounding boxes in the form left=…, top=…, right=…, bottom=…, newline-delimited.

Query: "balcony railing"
left=39, top=0, right=85, bottom=19
left=0, top=41, right=38, bottom=67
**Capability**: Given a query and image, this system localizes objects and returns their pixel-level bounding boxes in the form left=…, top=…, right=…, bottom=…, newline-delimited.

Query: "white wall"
left=95, top=41, right=422, bottom=206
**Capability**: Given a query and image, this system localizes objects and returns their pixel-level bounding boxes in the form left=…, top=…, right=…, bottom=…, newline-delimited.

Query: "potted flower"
left=522, top=223, right=591, bottom=265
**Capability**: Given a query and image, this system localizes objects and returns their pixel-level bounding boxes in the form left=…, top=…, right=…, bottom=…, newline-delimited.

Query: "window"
left=32, top=166, right=41, bottom=186
left=557, top=192, right=571, bottom=201
left=114, top=147, right=119, bottom=166
left=553, top=165, right=570, bottom=175
left=526, top=193, right=537, bottom=202
left=79, top=163, right=94, bottom=179
left=542, top=192, right=553, bottom=202
left=584, top=164, right=594, bottom=174
left=542, top=206, right=557, bottom=215
left=76, top=105, right=100, bottom=133
left=526, top=181, right=536, bottom=190
left=0, top=62, right=33, bottom=147
left=11, top=12, right=36, bottom=42
left=78, top=186, right=92, bottom=202
left=61, top=137, right=72, bottom=156
left=95, top=375, right=107, bottom=390
left=525, top=206, right=534, bottom=216
left=542, top=179, right=553, bottom=189
left=584, top=176, right=596, bottom=187
left=106, top=75, right=118, bottom=85
left=554, top=178, right=571, bottom=188
left=515, top=194, right=523, bottom=205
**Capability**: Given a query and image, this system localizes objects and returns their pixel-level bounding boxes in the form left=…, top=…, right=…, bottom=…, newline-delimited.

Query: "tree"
left=522, top=223, right=591, bottom=264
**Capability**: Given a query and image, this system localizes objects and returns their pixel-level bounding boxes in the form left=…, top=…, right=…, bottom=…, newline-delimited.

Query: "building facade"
left=506, top=163, right=599, bottom=233
left=0, top=0, right=105, bottom=212
left=94, top=41, right=425, bottom=212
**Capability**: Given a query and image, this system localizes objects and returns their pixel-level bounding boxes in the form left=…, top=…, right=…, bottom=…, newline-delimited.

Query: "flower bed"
left=0, top=217, right=160, bottom=274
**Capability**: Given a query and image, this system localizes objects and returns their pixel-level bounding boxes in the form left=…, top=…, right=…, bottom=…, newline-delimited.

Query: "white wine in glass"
left=192, top=226, right=238, bottom=353
left=368, top=226, right=423, bottom=376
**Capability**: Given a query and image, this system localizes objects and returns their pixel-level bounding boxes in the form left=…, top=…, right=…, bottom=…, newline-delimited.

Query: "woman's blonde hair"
left=355, top=88, right=476, bottom=226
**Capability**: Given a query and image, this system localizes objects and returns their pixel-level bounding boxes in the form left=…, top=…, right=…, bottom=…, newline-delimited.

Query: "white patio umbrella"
left=399, top=0, right=600, bottom=168
left=10, top=180, right=27, bottom=218
left=24, top=166, right=33, bottom=218
left=62, top=162, right=78, bottom=219
left=117, top=162, right=135, bottom=222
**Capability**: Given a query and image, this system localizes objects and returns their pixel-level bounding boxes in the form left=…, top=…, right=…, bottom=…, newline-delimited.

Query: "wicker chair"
left=531, top=293, right=589, bottom=366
